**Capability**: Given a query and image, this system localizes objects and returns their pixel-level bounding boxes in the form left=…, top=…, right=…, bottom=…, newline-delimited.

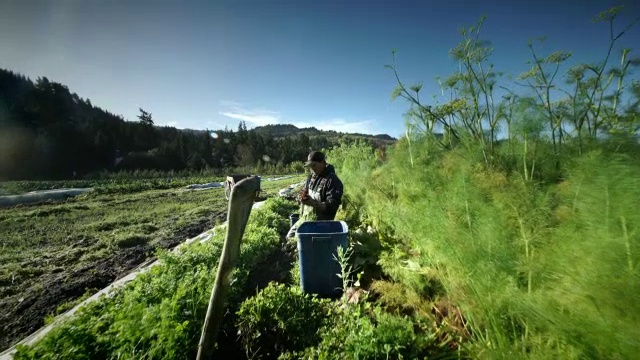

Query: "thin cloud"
left=219, top=102, right=379, bottom=134
left=293, top=118, right=379, bottom=135
left=219, top=111, right=280, bottom=127
left=219, top=102, right=281, bottom=127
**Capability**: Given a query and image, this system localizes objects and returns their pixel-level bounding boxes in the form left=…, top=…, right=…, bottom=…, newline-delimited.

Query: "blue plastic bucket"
left=296, top=220, right=348, bottom=298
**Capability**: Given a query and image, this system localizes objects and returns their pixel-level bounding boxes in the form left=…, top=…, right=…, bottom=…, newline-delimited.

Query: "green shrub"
left=332, top=139, right=640, bottom=358
left=325, top=141, right=377, bottom=227
left=289, top=259, right=301, bottom=286
left=236, top=282, right=330, bottom=359
left=259, top=196, right=299, bottom=219
left=296, top=304, right=455, bottom=360
left=249, top=208, right=290, bottom=234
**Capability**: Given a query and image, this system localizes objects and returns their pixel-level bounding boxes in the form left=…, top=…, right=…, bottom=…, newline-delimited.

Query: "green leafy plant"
left=296, top=304, right=458, bottom=360
left=236, top=282, right=330, bottom=359
left=289, top=259, right=301, bottom=286
left=333, top=244, right=363, bottom=297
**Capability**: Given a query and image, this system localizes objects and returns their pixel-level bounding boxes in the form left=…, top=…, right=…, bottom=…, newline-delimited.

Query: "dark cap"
left=304, top=151, right=325, bottom=167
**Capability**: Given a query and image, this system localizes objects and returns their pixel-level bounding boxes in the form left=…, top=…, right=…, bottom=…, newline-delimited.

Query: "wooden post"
left=196, top=176, right=260, bottom=360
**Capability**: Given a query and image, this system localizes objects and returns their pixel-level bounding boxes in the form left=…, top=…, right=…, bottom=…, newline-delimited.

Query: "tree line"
left=0, top=69, right=391, bottom=181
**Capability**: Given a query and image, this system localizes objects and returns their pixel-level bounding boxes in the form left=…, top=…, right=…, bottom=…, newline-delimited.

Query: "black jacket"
left=305, top=164, right=343, bottom=220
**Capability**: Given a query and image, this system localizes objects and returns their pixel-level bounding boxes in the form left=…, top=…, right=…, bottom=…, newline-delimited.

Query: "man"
left=287, top=151, right=343, bottom=238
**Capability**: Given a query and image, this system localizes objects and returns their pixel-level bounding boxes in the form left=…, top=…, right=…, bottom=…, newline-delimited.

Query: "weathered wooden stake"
left=196, top=176, right=260, bottom=360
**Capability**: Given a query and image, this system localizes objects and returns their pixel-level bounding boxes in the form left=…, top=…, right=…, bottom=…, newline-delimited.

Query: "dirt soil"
left=0, top=215, right=222, bottom=352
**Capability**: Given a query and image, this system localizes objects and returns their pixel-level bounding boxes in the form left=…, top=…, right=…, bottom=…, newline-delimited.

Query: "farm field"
left=0, top=175, right=304, bottom=352
left=1, top=3, right=639, bottom=359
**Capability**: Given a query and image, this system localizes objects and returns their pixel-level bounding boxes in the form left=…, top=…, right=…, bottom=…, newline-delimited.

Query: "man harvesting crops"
left=287, top=151, right=343, bottom=237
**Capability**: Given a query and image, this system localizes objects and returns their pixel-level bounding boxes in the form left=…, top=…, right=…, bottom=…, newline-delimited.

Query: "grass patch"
left=237, top=282, right=331, bottom=359
left=113, top=233, right=150, bottom=248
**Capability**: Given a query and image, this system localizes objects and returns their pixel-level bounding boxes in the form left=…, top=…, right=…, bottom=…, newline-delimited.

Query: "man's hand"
left=301, top=197, right=326, bottom=212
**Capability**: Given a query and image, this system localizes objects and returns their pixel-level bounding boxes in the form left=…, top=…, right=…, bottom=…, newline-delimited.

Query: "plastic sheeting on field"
left=185, top=182, right=225, bottom=190
left=184, top=175, right=297, bottom=191
left=0, top=188, right=93, bottom=208
left=262, top=175, right=296, bottom=182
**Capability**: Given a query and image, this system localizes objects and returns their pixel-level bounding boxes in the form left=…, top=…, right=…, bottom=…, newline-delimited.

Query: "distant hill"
left=251, top=124, right=396, bottom=146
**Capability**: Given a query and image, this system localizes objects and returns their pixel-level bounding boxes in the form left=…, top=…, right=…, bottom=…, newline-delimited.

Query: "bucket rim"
left=295, top=220, right=348, bottom=234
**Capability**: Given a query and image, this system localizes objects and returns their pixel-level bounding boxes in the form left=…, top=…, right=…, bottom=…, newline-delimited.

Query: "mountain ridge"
left=249, top=123, right=396, bottom=143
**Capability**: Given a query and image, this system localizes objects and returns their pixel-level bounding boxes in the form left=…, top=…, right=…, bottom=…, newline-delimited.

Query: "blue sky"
left=1, top=0, right=639, bottom=138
